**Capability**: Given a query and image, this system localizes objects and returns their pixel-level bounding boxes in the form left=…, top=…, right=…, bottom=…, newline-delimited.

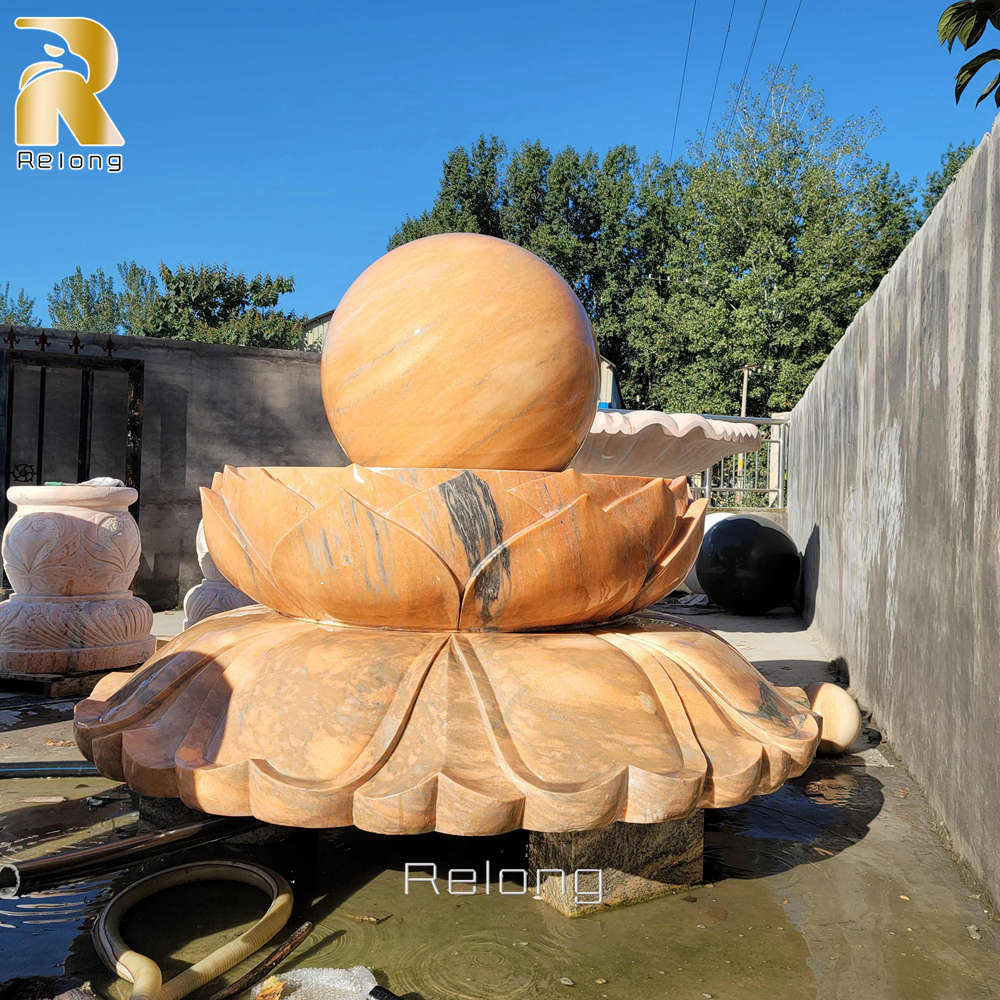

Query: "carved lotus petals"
left=0, top=595, right=153, bottom=649
left=74, top=608, right=820, bottom=833
left=200, top=465, right=707, bottom=630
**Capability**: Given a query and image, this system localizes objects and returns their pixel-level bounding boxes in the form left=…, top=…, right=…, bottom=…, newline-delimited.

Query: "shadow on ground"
left=705, top=761, right=885, bottom=881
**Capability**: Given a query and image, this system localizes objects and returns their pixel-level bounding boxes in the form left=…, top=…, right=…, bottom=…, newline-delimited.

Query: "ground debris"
left=342, top=911, right=392, bottom=924
left=256, top=976, right=285, bottom=999
left=967, top=925, right=983, bottom=941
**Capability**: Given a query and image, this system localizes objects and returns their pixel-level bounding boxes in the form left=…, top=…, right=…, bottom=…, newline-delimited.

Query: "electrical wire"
left=724, top=0, right=770, bottom=139
left=704, top=0, right=738, bottom=137
left=764, top=0, right=804, bottom=108
left=670, top=0, right=699, bottom=160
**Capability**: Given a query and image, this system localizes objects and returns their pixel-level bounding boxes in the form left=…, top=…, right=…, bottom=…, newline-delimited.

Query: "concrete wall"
left=2, top=328, right=347, bottom=608
left=788, top=116, right=1000, bottom=903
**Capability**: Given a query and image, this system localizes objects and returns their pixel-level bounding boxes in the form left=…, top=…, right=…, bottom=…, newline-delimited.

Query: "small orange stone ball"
left=321, top=234, right=599, bottom=470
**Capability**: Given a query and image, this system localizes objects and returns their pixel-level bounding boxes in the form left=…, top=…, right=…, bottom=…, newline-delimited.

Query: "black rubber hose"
left=0, top=815, right=258, bottom=897
left=369, top=989, right=403, bottom=1000
left=0, top=760, right=101, bottom=778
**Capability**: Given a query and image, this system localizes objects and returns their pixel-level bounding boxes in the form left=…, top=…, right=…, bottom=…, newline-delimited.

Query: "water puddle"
left=0, top=694, right=76, bottom=734
left=705, top=765, right=885, bottom=880
left=2, top=764, right=998, bottom=1000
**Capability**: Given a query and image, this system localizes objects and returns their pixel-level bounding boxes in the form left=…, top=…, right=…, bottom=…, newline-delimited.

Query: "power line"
left=725, top=0, right=770, bottom=138
left=704, top=0, right=738, bottom=138
left=670, top=0, right=699, bottom=161
left=764, top=0, right=804, bottom=108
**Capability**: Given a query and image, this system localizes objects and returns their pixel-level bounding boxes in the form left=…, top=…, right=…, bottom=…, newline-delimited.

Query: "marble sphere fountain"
left=74, top=233, right=823, bottom=835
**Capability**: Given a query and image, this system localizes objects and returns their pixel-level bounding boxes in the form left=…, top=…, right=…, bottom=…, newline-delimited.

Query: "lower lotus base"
left=74, top=606, right=821, bottom=835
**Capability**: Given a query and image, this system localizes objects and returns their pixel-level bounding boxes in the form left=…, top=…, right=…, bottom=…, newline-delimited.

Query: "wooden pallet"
left=0, top=668, right=121, bottom=698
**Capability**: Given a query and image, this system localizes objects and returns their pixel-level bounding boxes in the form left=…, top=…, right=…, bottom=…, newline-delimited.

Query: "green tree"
left=144, top=263, right=303, bottom=348
left=0, top=282, right=39, bottom=326
left=917, top=140, right=977, bottom=222
left=48, top=265, right=121, bottom=333
left=117, top=260, right=161, bottom=337
left=392, top=135, right=507, bottom=243
left=389, top=72, right=917, bottom=416
left=938, top=1, right=1000, bottom=106
left=46, top=261, right=303, bottom=348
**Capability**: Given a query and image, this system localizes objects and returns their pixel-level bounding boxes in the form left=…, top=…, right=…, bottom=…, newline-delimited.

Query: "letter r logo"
left=14, top=17, right=124, bottom=146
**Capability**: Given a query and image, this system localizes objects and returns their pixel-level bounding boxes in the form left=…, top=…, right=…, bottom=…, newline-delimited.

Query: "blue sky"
left=2, top=0, right=996, bottom=321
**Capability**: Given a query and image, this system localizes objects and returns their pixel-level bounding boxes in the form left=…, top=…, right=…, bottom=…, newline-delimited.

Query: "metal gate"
left=0, top=345, right=144, bottom=540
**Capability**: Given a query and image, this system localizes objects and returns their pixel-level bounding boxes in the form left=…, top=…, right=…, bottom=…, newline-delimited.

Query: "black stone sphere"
left=695, top=514, right=801, bottom=615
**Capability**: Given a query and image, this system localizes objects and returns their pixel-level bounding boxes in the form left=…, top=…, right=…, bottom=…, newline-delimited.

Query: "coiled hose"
left=92, top=860, right=293, bottom=1000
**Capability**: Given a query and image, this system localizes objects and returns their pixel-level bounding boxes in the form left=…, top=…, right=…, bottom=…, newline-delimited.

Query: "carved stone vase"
left=182, top=519, right=253, bottom=629
left=0, top=484, right=155, bottom=676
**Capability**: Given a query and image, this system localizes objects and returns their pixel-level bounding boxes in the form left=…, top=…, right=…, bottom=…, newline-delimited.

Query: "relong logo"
left=14, top=16, right=123, bottom=147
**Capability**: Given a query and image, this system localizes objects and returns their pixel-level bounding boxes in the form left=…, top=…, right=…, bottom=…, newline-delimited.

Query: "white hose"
left=92, top=860, right=293, bottom=1000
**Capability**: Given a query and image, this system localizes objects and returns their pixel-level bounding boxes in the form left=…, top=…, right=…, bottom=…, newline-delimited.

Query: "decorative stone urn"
left=182, top=520, right=253, bottom=629
left=0, top=483, right=155, bottom=676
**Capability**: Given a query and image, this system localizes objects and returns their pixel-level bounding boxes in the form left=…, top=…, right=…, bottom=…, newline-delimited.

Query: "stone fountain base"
left=74, top=605, right=819, bottom=835
left=0, top=594, right=155, bottom=676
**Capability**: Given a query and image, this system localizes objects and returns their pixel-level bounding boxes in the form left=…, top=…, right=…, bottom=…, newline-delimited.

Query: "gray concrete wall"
left=2, top=328, right=347, bottom=608
left=788, top=115, right=1000, bottom=903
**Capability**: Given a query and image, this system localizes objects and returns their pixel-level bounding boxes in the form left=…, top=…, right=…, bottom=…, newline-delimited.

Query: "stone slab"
left=528, top=811, right=703, bottom=916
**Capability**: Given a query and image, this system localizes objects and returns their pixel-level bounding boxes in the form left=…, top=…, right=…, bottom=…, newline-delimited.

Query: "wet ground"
left=1, top=608, right=998, bottom=1000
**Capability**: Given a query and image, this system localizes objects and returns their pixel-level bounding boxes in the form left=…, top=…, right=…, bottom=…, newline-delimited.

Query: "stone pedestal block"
left=528, top=811, right=703, bottom=916
left=0, top=483, right=155, bottom=676
left=182, top=519, right=253, bottom=629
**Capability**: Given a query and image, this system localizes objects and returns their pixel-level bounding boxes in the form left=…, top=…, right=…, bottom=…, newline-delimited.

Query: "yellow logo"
left=14, top=16, right=124, bottom=146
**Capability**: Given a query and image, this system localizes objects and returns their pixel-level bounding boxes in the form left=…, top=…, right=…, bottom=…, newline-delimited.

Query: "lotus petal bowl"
left=201, top=465, right=708, bottom=631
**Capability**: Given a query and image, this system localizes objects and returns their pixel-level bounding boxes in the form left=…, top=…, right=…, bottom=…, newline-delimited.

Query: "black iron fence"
left=0, top=337, right=144, bottom=576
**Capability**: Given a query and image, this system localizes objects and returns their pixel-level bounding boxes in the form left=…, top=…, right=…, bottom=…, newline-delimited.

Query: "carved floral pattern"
left=182, top=581, right=254, bottom=629
left=1, top=486, right=153, bottom=675
left=201, top=465, right=708, bottom=631
left=3, top=505, right=140, bottom=596
left=75, top=607, right=820, bottom=834
left=0, top=596, right=153, bottom=649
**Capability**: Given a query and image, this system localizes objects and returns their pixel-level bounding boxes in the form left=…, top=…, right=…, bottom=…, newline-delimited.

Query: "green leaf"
left=976, top=69, right=1000, bottom=104
left=938, top=3, right=973, bottom=49
left=961, top=15, right=989, bottom=47
left=939, top=1, right=1000, bottom=49
left=955, top=48, right=1000, bottom=102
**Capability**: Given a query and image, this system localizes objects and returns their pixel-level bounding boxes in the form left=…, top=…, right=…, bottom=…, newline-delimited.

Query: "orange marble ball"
left=321, top=233, right=600, bottom=470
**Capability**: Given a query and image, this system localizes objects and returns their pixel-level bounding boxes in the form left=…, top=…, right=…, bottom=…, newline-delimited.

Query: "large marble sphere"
left=696, top=512, right=801, bottom=615
left=321, top=234, right=600, bottom=470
